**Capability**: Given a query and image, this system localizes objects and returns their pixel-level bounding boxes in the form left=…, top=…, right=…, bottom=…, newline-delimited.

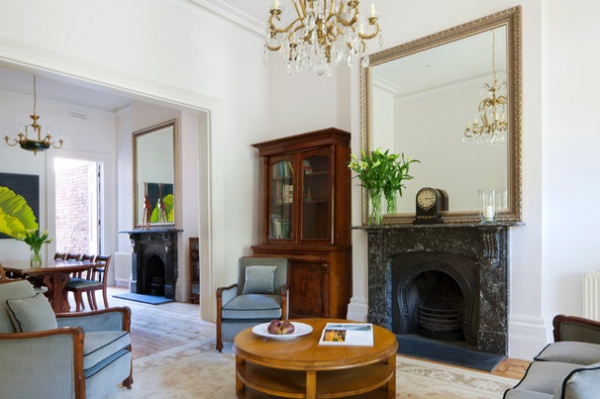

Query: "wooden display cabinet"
left=251, top=128, right=352, bottom=319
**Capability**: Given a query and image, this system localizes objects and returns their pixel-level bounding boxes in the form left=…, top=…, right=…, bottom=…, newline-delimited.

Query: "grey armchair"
left=504, top=315, right=600, bottom=398
left=216, top=257, right=288, bottom=351
left=0, top=276, right=133, bottom=399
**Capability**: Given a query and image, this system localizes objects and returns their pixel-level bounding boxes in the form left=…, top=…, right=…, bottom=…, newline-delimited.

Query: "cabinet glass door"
left=269, top=158, right=294, bottom=240
left=301, top=150, right=331, bottom=241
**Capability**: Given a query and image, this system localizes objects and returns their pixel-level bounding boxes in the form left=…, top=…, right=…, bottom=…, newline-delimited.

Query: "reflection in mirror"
left=361, top=7, right=521, bottom=224
left=133, top=120, right=178, bottom=228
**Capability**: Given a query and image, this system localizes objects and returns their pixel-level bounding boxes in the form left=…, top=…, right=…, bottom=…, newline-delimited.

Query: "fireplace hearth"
left=364, top=223, right=515, bottom=357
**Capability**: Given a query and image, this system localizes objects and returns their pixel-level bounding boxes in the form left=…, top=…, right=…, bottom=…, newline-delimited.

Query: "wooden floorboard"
left=76, top=286, right=529, bottom=379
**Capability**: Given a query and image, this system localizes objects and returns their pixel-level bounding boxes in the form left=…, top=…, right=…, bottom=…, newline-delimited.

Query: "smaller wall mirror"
left=133, top=119, right=179, bottom=228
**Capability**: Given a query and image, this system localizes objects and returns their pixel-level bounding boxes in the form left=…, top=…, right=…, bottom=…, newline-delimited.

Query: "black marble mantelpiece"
left=120, top=229, right=181, bottom=299
left=362, top=223, right=517, bottom=356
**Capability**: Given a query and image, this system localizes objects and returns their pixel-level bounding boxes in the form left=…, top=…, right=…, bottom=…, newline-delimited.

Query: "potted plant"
left=19, top=230, right=52, bottom=267
left=382, top=152, right=419, bottom=215
left=349, top=148, right=419, bottom=224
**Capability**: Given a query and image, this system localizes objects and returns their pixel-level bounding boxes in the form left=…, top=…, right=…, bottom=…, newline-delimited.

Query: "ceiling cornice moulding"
left=0, top=36, right=220, bottom=113
left=156, top=0, right=264, bottom=38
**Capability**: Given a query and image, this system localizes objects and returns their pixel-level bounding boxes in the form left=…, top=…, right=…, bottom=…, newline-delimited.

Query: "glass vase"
left=30, top=249, right=42, bottom=267
left=369, top=189, right=383, bottom=225
left=384, top=191, right=396, bottom=215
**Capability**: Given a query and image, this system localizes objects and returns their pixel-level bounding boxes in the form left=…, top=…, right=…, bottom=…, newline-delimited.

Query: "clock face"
left=417, top=189, right=437, bottom=210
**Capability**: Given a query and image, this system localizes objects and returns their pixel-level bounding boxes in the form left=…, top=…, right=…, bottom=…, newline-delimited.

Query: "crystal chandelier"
left=4, top=75, right=64, bottom=155
left=264, top=0, right=382, bottom=76
left=464, top=32, right=508, bottom=144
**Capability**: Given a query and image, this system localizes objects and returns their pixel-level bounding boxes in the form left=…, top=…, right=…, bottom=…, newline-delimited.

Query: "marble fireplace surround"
left=122, top=228, right=181, bottom=299
left=364, top=223, right=515, bottom=356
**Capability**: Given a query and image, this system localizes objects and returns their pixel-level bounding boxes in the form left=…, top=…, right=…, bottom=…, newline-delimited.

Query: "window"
left=54, top=158, right=102, bottom=254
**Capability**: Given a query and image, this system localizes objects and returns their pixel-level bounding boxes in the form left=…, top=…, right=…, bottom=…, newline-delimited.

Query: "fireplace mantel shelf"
left=354, top=222, right=524, bottom=231
left=120, top=228, right=183, bottom=235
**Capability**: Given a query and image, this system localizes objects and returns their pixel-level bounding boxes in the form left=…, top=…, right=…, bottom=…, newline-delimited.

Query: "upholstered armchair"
left=504, top=315, right=600, bottom=398
left=216, top=257, right=288, bottom=351
left=0, top=277, right=133, bottom=399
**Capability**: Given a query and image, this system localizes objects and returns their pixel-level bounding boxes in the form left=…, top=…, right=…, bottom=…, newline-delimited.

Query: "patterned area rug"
left=108, top=338, right=517, bottom=399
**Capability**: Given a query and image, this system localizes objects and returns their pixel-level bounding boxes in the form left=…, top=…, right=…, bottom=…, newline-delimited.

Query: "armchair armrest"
left=217, top=283, right=239, bottom=308
left=280, top=284, right=289, bottom=320
left=0, top=327, right=86, bottom=399
left=553, top=314, right=600, bottom=344
left=56, top=306, right=131, bottom=332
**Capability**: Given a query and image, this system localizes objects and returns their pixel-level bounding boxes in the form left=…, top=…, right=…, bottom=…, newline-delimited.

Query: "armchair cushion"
left=6, top=293, right=58, bottom=332
left=242, top=265, right=276, bottom=295
left=536, top=341, right=600, bottom=365
left=510, top=361, right=583, bottom=396
left=0, top=279, right=36, bottom=333
left=83, top=330, right=131, bottom=374
left=554, top=362, right=600, bottom=399
left=222, top=294, right=282, bottom=320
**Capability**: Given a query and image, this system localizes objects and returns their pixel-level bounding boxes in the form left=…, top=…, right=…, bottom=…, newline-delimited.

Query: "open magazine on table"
left=318, top=323, right=374, bottom=346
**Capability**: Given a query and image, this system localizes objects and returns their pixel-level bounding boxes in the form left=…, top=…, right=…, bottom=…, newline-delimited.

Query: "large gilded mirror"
left=360, top=6, right=522, bottom=224
left=133, top=119, right=179, bottom=228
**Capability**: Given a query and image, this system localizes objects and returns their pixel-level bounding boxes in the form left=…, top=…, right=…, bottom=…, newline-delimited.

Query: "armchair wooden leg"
left=216, top=321, right=223, bottom=352
left=122, top=375, right=133, bottom=389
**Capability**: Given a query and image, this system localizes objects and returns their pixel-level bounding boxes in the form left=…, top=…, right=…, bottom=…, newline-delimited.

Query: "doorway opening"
left=54, top=158, right=103, bottom=255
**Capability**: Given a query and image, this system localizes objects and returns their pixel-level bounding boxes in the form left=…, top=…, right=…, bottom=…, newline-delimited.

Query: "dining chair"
left=65, top=254, right=111, bottom=311
left=62, top=254, right=96, bottom=312
left=54, top=252, right=67, bottom=260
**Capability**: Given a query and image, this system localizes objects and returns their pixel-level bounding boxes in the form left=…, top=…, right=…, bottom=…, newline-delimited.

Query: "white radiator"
left=584, top=272, right=600, bottom=321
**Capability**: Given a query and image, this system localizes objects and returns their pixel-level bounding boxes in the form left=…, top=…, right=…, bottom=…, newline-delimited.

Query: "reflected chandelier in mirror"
left=360, top=6, right=522, bottom=224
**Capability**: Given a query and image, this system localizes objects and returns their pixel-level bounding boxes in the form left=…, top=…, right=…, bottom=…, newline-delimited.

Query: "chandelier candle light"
left=4, top=75, right=64, bottom=155
left=264, top=0, right=383, bottom=76
left=463, top=31, right=508, bottom=144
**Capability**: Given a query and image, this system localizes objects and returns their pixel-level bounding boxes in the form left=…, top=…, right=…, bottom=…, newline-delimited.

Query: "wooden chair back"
left=54, top=253, right=67, bottom=260
left=91, top=255, right=111, bottom=285
left=66, top=253, right=82, bottom=261
left=79, top=255, right=96, bottom=279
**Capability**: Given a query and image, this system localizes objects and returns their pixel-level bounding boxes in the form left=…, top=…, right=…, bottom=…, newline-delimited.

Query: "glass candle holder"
left=478, top=188, right=496, bottom=223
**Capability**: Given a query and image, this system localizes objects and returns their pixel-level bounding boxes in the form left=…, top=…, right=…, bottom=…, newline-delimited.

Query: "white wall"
left=543, top=1, right=600, bottom=325
left=0, top=0, right=270, bottom=321
left=266, top=0, right=549, bottom=360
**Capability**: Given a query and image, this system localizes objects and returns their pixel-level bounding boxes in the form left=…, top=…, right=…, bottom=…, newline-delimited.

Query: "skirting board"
left=508, top=313, right=548, bottom=360
left=346, top=298, right=368, bottom=322
left=114, top=278, right=130, bottom=288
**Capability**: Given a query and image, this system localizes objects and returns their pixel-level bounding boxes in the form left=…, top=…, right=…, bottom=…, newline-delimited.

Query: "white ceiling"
left=0, top=1, right=267, bottom=113
left=0, top=2, right=505, bottom=112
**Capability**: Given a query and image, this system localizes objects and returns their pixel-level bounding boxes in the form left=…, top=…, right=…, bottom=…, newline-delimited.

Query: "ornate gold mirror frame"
left=133, top=119, right=179, bottom=228
left=360, top=6, right=522, bottom=224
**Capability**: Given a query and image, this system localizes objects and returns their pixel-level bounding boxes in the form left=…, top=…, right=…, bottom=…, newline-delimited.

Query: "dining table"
left=2, top=259, right=99, bottom=313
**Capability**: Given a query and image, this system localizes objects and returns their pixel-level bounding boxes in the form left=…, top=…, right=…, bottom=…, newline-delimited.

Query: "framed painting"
left=0, top=172, right=40, bottom=239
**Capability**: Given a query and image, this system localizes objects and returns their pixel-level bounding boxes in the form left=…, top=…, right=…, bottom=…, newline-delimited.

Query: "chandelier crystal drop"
left=4, top=75, right=64, bottom=155
left=463, top=31, right=508, bottom=145
left=264, top=0, right=382, bottom=76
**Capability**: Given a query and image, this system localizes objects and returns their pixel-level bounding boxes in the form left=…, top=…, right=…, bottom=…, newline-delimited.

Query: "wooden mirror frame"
left=360, top=6, right=522, bottom=224
left=133, top=119, right=179, bottom=228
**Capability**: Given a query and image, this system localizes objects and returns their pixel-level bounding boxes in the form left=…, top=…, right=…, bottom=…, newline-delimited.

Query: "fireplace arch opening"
left=392, top=253, right=479, bottom=347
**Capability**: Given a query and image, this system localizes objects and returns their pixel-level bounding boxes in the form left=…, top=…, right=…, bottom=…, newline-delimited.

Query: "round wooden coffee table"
left=233, top=318, right=398, bottom=399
